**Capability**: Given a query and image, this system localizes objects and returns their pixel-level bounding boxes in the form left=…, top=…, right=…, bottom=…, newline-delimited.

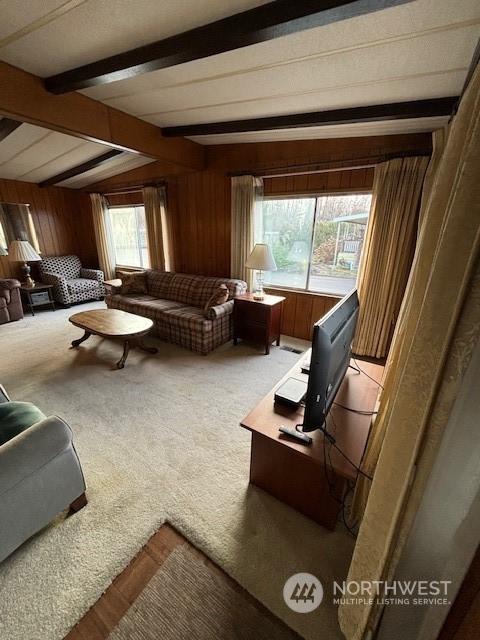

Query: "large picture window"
left=256, top=193, right=372, bottom=296
left=108, top=205, right=150, bottom=269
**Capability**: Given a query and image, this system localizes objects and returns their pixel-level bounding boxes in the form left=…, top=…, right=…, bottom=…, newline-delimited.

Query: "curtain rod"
left=100, top=181, right=165, bottom=196
left=227, top=150, right=431, bottom=179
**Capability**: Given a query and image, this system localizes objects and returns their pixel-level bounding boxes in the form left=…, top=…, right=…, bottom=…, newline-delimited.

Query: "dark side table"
left=233, top=293, right=285, bottom=355
left=20, top=283, right=55, bottom=316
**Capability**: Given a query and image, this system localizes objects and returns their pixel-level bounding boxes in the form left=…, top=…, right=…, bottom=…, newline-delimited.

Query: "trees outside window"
left=257, top=194, right=372, bottom=295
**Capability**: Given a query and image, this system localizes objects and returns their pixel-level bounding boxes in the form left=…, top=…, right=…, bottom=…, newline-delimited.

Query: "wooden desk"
left=240, top=351, right=383, bottom=529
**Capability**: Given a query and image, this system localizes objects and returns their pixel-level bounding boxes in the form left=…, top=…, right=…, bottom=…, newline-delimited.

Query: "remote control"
left=278, top=425, right=312, bottom=445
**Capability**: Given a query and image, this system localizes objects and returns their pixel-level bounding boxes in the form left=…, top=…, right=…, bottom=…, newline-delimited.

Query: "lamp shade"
left=245, top=243, right=277, bottom=271
left=7, top=240, right=41, bottom=263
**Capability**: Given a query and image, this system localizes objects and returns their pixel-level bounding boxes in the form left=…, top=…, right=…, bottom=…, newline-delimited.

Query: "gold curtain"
left=231, top=176, right=263, bottom=290
left=353, top=156, right=429, bottom=358
left=339, top=63, right=480, bottom=640
left=143, top=185, right=172, bottom=271
left=351, top=127, right=450, bottom=522
left=89, top=193, right=116, bottom=280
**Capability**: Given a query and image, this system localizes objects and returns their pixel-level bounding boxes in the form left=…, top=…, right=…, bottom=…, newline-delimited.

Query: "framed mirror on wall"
left=0, top=202, right=41, bottom=255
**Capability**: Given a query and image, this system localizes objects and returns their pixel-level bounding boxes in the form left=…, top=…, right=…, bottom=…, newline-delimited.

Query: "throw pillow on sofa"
left=204, top=284, right=229, bottom=318
left=0, top=401, right=46, bottom=446
left=119, top=271, right=148, bottom=295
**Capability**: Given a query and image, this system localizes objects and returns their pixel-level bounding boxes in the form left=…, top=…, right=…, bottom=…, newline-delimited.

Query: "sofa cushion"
left=0, top=401, right=46, bottom=446
left=166, top=274, right=205, bottom=306
left=161, top=305, right=213, bottom=333
left=108, top=294, right=187, bottom=322
left=66, top=278, right=100, bottom=294
left=0, top=293, right=8, bottom=307
left=146, top=271, right=175, bottom=299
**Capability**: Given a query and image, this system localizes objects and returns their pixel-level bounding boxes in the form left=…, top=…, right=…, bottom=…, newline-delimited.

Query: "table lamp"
left=7, top=240, right=41, bottom=288
left=245, top=243, right=277, bottom=300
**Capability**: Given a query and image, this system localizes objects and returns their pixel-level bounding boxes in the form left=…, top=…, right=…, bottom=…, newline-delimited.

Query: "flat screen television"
left=302, top=289, right=359, bottom=432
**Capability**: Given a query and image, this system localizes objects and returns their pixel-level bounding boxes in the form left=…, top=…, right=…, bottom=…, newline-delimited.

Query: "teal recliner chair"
left=0, top=384, right=87, bottom=563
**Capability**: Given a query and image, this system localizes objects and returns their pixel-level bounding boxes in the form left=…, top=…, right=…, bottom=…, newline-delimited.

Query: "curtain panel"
left=351, top=127, right=450, bottom=524
left=339, top=63, right=480, bottom=640
left=143, top=185, right=172, bottom=271
left=231, top=176, right=263, bottom=291
left=353, top=156, right=429, bottom=359
left=89, top=193, right=116, bottom=280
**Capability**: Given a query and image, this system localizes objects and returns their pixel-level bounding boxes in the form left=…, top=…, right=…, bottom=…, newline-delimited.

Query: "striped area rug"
left=108, top=543, right=302, bottom=640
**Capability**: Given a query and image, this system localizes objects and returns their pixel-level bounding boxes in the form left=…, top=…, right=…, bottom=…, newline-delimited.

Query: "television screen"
left=302, top=289, right=359, bottom=432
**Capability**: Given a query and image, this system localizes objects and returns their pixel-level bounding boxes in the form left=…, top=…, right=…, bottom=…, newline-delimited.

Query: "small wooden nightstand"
left=233, top=293, right=285, bottom=355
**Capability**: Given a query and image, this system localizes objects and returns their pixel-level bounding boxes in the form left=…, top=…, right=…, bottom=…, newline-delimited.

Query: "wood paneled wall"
left=265, top=287, right=340, bottom=340
left=263, top=166, right=374, bottom=196
left=166, top=170, right=231, bottom=277
left=82, top=132, right=431, bottom=337
left=0, top=179, right=96, bottom=278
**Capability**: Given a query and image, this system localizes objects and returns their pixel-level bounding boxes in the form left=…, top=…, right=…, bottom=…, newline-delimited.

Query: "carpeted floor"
left=0, top=303, right=354, bottom=640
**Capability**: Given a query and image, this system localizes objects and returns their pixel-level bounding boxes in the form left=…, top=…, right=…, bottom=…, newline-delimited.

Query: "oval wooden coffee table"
left=69, top=309, right=158, bottom=369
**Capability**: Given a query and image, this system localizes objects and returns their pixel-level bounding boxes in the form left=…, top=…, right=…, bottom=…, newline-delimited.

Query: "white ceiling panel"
left=0, top=123, right=49, bottom=164
left=0, top=121, right=151, bottom=186
left=146, top=71, right=465, bottom=126
left=108, top=27, right=473, bottom=126
left=0, top=0, right=268, bottom=76
left=82, top=0, right=479, bottom=104
left=58, top=154, right=155, bottom=188
left=188, top=116, right=450, bottom=145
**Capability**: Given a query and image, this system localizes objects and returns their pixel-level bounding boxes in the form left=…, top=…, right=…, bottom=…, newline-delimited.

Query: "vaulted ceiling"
left=0, top=0, right=478, bottom=185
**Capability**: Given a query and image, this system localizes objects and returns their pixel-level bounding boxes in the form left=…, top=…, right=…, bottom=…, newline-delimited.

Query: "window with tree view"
left=108, top=205, right=150, bottom=269
left=257, top=194, right=372, bottom=295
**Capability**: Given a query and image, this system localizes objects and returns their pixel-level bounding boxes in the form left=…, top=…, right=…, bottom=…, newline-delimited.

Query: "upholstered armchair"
left=39, top=255, right=105, bottom=306
left=0, top=279, right=23, bottom=325
left=0, top=384, right=87, bottom=563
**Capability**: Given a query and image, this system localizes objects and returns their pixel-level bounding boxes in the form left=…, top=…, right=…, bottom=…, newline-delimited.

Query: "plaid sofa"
left=39, top=255, right=105, bottom=306
left=106, top=271, right=247, bottom=355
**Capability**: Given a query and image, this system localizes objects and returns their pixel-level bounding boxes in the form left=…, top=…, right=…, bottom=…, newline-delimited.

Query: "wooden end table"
left=20, top=283, right=55, bottom=316
left=233, top=293, right=285, bottom=355
left=69, top=308, right=158, bottom=369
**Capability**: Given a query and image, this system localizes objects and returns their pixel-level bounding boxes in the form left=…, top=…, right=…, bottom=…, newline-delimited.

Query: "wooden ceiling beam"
left=0, top=62, right=204, bottom=170
left=44, top=0, right=413, bottom=94
left=39, top=149, right=124, bottom=187
left=83, top=159, right=196, bottom=192
left=162, top=98, right=458, bottom=137
left=0, top=117, right=22, bottom=142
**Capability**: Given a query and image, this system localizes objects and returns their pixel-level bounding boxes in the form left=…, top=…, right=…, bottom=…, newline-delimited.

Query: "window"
left=108, top=205, right=150, bottom=269
left=257, top=193, right=372, bottom=296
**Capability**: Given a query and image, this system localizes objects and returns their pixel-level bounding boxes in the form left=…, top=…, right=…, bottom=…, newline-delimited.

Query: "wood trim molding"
left=44, top=0, right=412, bottom=93
left=0, top=62, right=204, bottom=170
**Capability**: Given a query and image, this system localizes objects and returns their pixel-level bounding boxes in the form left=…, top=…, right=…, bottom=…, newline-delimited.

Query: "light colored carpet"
left=109, top=543, right=301, bottom=640
left=0, top=303, right=354, bottom=640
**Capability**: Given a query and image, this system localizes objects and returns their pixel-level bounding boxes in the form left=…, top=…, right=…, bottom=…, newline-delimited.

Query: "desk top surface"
left=240, top=350, right=384, bottom=481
